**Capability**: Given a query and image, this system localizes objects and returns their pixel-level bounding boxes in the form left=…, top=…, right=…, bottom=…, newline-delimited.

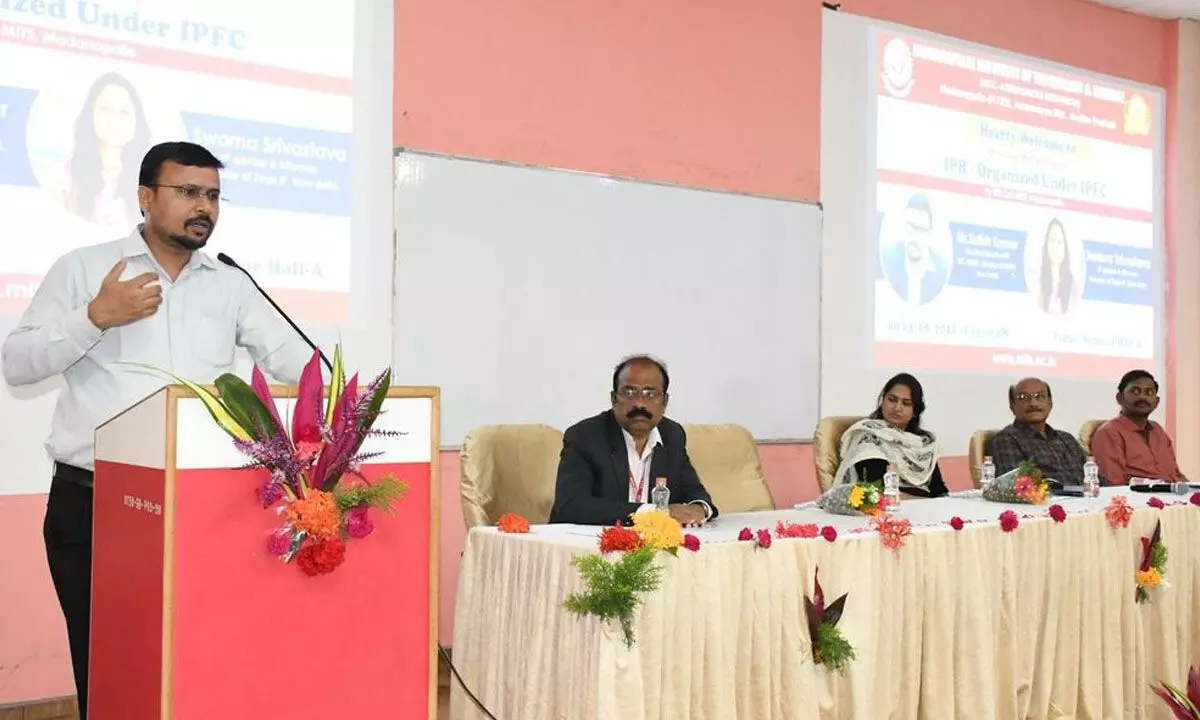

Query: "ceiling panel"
left=1082, top=0, right=1200, bottom=18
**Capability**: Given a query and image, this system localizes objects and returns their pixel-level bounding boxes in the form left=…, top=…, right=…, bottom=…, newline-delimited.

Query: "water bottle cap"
left=655, top=476, right=667, bottom=488
left=984, top=455, right=992, bottom=461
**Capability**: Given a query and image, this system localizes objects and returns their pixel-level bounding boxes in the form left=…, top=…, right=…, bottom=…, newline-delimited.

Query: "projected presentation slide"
left=0, top=1, right=353, bottom=322
left=870, top=30, right=1160, bottom=377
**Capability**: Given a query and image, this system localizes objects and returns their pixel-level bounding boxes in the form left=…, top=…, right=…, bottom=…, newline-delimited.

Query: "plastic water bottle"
left=981, top=456, right=996, bottom=490
left=1083, top=457, right=1100, bottom=498
left=883, top=464, right=901, bottom=513
left=651, top=476, right=670, bottom=510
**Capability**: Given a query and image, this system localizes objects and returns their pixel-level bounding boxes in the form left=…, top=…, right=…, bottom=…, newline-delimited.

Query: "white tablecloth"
left=451, top=489, right=1200, bottom=719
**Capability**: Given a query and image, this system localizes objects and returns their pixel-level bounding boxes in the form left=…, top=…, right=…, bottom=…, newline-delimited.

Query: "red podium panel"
left=91, top=386, right=440, bottom=719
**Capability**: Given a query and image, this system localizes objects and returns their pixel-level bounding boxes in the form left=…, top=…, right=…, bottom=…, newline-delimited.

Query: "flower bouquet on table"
left=817, top=475, right=888, bottom=516
left=982, top=459, right=1048, bottom=505
left=153, top=345, right=408, bottom=577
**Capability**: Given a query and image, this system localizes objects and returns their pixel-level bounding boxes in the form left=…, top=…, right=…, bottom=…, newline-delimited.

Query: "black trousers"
left=43, top=466, right=93, bottom=720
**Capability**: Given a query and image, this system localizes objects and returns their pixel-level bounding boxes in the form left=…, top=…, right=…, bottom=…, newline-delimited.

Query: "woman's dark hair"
left=1040, top=218, right=1074, bottom=313
left=68, top=72, right=150, bottom=221
left=870, top=372, right=932, bottom=438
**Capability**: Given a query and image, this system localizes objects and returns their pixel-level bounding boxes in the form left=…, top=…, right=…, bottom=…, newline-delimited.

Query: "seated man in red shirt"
left=1090, top=370, right=1186, bottom=485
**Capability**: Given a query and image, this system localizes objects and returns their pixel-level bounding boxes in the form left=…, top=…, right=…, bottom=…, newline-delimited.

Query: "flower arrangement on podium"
left=562, top=510, right=688, bottom=648
left=1135, top=518, right=1167, bottom=604
left=804, top=567, right=855, bottom=674
left=982, top=459, right=1048, bottom=504
left=154, top=346, right=407, bottom=577
left=817, top=478, right=888, bottom=516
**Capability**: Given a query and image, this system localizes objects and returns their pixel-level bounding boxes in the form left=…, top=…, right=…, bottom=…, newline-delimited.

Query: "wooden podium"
left=90, top=385, right=440, bottom=719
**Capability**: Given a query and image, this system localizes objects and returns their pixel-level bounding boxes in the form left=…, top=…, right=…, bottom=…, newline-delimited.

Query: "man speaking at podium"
left=1, top=141, right=314, bottom=719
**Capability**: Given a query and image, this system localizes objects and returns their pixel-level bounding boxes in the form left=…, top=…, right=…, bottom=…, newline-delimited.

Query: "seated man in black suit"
left=549, top=355, right=718, bottom=527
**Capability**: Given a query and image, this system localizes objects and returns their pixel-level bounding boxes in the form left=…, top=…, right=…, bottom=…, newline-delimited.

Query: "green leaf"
left=814, top=622, right=856, bottom=674
left=325, top=344, right=345, bottom=427
left=123, top=363, right=251, bottom=441
left=214, top=373, right=281, bottom=441
left=563, top=546, right=664, bottom=649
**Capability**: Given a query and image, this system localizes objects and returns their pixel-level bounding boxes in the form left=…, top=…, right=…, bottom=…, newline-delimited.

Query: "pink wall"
left=0, top=0, right=1185, bottom=706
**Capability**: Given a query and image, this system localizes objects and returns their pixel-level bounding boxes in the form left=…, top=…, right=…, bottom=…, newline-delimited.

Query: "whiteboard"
left=392, top=151, right=822, bottom=445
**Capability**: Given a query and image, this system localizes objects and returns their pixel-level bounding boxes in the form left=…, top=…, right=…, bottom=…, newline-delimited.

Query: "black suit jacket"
left=548, top=410, right=719, bottom=526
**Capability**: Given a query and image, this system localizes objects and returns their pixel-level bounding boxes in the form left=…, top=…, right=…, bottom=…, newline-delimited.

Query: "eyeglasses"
left=1014, top=391, right=1049, bottom=403
left=150, top=184, right=224, bottom=204
left=616, top=387, right=662, bottom=401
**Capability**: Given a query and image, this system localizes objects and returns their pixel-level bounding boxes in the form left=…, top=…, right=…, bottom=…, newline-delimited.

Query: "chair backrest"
left=968, top=430, right=1000, bottom=488
left=683, top=424, right=774, bottom=513
left=458, top=424, right=564, bottom=528
left=1079, top=419, right=1106, bottom=455
left=812, top=416, right=863, bottom=491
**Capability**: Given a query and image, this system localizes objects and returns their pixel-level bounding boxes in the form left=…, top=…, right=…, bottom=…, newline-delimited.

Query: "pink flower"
left=266, top=531, right=292, bottom=555
left=1191, top=492, right=1200, bottom=506
left=738, top=527, right=753, bottom=542
left=755, top=528, right=773, bottom=549
left=820, top=525, right=838, bottom=542
left=1048, top=504, right=1067, bottom=523
left=949, top=516, right=964, bottom=531
left=682, top=534, right=701, bottom=552
left=999, top=510, right=1019, bottom=532
left=1148, top=496, right=1165, bottom=509
left=345, top=506, right=374, bottom=539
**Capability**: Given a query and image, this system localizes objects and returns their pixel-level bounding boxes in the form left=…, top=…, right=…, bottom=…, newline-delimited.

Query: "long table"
left=450, top=489, right=1200, bottom=719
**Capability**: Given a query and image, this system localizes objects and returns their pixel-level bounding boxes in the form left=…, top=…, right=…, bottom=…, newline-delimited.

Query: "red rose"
left=999, top=510, right=1019, bottom=533
left=820, top=525, right=838, bottom=542
left=682, top=534, right=701, bottom=552
left=1147, top=496, right=1165, bottom=509
left=949, top=516, right=964, bottom=531
left=738, top=527, right=753, bottom=542
left=296, top=537, right=346, bottom=576
left=1191, top=492, right=1200, bottom=506
left=755, top=528, right=772, bottom=549
left=1048, top=504, right=1067, bottom=523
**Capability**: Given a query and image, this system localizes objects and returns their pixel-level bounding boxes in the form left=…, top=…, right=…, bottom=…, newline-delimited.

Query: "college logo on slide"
left=1123, top=93, right=1151, bottom=136
left=881, top=38, right=915, bottom=98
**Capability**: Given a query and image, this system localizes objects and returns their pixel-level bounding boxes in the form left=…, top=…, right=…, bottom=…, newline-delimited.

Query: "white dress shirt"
left=1, top=227, right=314, bottom=472
left=623, top=426, right=712, bottom=519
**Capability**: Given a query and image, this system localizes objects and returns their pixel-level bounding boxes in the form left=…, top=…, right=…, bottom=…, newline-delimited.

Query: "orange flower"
left=599, top=522, right=644, bottom=553
left=284, top=489, right=340, bottom=539
left=1105, top=495, right=1134, bottom=529
left=497, top=513, right=531, bottom=534
left=1136, top=567, right=1162, bottom=588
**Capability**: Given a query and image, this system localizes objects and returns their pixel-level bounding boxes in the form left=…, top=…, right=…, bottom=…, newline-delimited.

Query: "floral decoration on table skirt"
left=982, top=460, right=1047, bottom=504
left=869, top=515, right=912, bottom=552
left=497, top=513, right=530, bottom=533
left=817, top=481, right=888, bottom=516
left=1135, top=518, right=1168, bottom=604
left=1151, top=664, right=1200, bottom=719
left=804, top=567, right=855, bottom=674
left=738, top=527, right=773, bottom=548
left=153, top=346, right=407, bottom=577
left=562, top=511, right=684, bottom=648
left=1106, top=495, right=1134, bottom=529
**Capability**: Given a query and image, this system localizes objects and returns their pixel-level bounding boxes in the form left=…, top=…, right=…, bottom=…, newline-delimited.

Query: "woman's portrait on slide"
left=1031, top=217, right=1084, bottom=316
left=62, top=71, right=151, bottom=229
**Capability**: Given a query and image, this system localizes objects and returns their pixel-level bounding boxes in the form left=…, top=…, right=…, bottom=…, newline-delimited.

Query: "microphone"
left=216, top=253, right=332, bottom=372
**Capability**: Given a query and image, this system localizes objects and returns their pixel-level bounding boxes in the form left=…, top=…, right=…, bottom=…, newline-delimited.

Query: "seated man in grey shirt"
left=987, top=377, right=1086, bottom=486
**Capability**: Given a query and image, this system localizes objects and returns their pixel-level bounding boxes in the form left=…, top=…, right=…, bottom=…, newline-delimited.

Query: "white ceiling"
left=1083, top=0, right=1200, bottom=18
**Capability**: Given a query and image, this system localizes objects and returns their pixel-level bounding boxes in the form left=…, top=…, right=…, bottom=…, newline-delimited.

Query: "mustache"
left=186, top=215, right=213, bottom=228
left=627, top=407, right=653, bottom=420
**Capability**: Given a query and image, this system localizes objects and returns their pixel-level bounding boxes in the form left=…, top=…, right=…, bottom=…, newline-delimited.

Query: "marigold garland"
left=599, top=523, right=644, bottom=554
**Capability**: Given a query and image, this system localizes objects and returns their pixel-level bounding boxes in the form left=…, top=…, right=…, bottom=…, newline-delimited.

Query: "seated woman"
left=833, top=373, right=948, bottom=497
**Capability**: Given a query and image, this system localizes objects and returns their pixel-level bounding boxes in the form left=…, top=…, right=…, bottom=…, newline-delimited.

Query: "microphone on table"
left=216, top=252, right=332, bottom=372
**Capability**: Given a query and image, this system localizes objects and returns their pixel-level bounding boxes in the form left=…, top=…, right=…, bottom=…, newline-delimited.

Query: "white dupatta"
left=833, top=418, right=939, bottom=489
